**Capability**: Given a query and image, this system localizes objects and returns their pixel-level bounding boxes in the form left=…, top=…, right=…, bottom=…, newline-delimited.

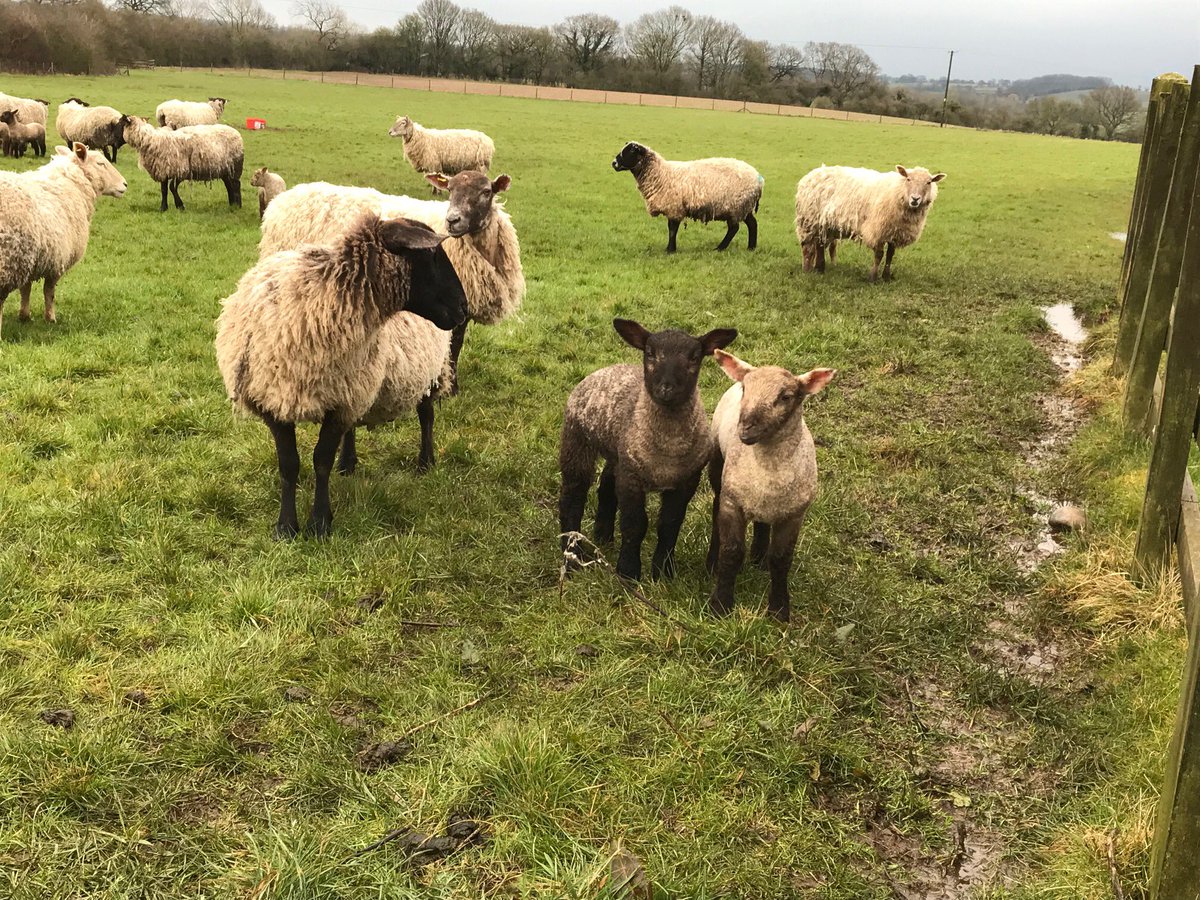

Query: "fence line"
left=182, top=66, right=944, bottom=129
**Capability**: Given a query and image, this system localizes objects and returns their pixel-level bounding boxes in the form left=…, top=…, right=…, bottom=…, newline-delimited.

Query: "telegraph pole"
left=940, top=50, right=955, bottom=127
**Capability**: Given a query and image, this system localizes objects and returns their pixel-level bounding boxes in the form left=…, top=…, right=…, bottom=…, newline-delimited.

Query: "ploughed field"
left=0, top=71, right=1174, bottom=898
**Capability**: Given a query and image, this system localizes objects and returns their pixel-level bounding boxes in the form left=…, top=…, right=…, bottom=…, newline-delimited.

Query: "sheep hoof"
left=305, top=517, right=332, bottom=540
left=18, top=310, right=31, bottom=323
left=708, top=595, right=734, bottom=617
left=767, top=605, right=790, bottom=624
left=416, top=456, right=435, bottom=473
left=337, top=457, right=357, bottom=476
left=882, top=271, right=894, bottom=282
left=272, top=521, right=300, bottom=541
left=651, top=556, right=676, bottom=580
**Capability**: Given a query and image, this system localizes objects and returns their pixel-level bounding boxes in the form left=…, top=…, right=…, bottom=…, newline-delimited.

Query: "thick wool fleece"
left=398, top=120, right=494, bottom=176
left=56, top=101, right=123, bottom=152
left=125, top=119, right=243, bottom=185
left=794, top=165, right=940, bottom=251
left=631, top=148, right=762, bottom=223
left=356, top=313, right=452, bottom=427
left=251, top=168, right=287, bottom=218
left=156, top=99, right=224, bottom=129
left=0, top=92, right=48, bottom=127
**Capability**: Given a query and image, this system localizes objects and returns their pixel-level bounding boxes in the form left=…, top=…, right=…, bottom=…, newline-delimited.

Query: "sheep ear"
left=797, top=368, right=836, bottom=395
left=72, top=142, right=88, bottom=161
left=931, top=172, right=946, bottom=182
left=491, top=174, right=511, bottom=193
left=54, top=145, right=72, bottom=157
left=714, top=349, right=754, bottom=382
left=613, top=318, right=650, bottom=351
left=380, top=217, right=447, bottom=252
left=896, top=165, right=909, bottom=177
left=699, top=328, right=738, bottom=353
left=425, top=173, right=450, bottom=192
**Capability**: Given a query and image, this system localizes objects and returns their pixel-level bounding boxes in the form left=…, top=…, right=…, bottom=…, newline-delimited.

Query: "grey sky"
left=265, top=0, right=1199, bottom=86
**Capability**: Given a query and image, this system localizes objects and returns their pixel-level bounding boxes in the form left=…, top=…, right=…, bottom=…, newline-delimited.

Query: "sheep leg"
left=225, top=175, right=242, bottom=209
left=651, top=470, right=700, bottom=580
left=766, top=515, right=803, bottom=623
left=882, top=243, right=896, bottom=281
left=666, top=219, right=681, bottom=253
left=171, top=180, right=186, bottom=211
left=416, top=394, right=436, bottom=471
left=264, top=415, right=301, bottom=541
left=19, top=284, right=32, bottom=322
left=594, top=459, right=617, bottom=545
left=558, top=420, right=596, bottom=569
left=716, top=220, right=739, bottom=251
left=829, top=240, right=838, bottom=265
left=815, top=242, right=827, bottom=274
left=103, top=145, right=114, bottom=163
left=306, top=412, right=347, bottom=540
left=745, top=213, right=758, bottom=250
left=801, top=241, right=814, bottom=273
left=750, top=522, right=771, bottom=569
left=337, top=428, right=357, bottom=476
left=870, top=247, right=885, bottom=282
left=159, top=180, right=170, bottom=213
left=447, top=320, right=467, bottom=395
left=709, top=499, right=747, bottom=617
left=42, top=275, right=57, bottom=323
left=705, top=453, right=724, bottom=575
left=615, top=476, right=648, bottom=582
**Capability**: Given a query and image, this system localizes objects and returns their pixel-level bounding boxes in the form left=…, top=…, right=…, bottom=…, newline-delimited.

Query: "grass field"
left=0, top=71, right=1183, bottom=898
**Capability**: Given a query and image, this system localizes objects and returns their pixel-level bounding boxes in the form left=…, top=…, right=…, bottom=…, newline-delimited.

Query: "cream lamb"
left=794, top=164, right=946, bottom=281
left=389, top=115, right=494, bottom=188
left=0, top=143, right=127, bottom=337
left=0, top=110, right=46, bottom=157
left=156, top=97, right=227, bottom=129
left=56, top=98, right=125, bottom=162
left=121, top=115, right=244, bottom=211
left=706, top=350, right=835, bottom=621
left=250, top=166, right=286, bottom=220
left=611, top=141, right=763, bottom=252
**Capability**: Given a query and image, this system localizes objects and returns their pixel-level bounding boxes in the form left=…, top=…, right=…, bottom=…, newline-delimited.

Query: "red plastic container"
left=246, top=117, right=266, bottom=130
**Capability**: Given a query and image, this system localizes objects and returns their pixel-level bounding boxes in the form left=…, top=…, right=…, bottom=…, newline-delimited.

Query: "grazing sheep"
left=0, top=110, right=46, bottom=158
left=0, top=143, right=127, bottom=338
left=794, top=164, right=946, bottom=281
left=706, top=350, right=835, bottom=622
left=0, top=92, right=48, bottom=128
left=389, top=115, right=494, bottom=190
left=260, top=171, right=524, bottom=393
left=611, top=141, right=763, bottom=253
left=250, top=167, right=286, bottom=220
left=559, top=319, right=737, bottom=582
left=56, top=98, right=125, bottom=163
left=121, top=115, right=244, bottom=211
left=155, top=97, right=227, bottom=129
left=215, top=214, right=468, bottom=539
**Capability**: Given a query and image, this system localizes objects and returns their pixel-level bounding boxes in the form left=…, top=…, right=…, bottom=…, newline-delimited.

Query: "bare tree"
left=208, top=0, right=274, bottom=31
left=805, top=41, right=880, bottom=107
left=625, top=6, right=693, bottom=75
left=689, top=16, right=741, bottom=93
left=114, top=0, right=173, bottom=14
left=1087, top=85, right=1140, bottom=139
left=417, top=0, right=460, bottom=76
left=292, top=0, right=348, bottom=52
left=394, top=12, right=425, bottom=72
left=556, top=13, right=619, bottom=74
left=768, top=43, right=806, bottom=83
left=457, top=8, right=495, bottom=78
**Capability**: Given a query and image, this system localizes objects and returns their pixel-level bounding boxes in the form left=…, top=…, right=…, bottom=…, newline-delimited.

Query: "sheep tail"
left=756, top=174, right=764, bottom=212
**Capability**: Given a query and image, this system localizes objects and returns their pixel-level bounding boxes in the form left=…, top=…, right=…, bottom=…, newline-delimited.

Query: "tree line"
left=0, top=0, right=1144, bottom=140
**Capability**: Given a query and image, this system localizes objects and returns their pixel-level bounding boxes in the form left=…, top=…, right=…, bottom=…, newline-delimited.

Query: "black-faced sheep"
left=250, top=167, right=286, bottom=221
left=706, top=350, right=835, bottom=622
left=0, top=143, right=127, bottom=337
left=611, top=141, right=763, bottom=253
left=559, top=319, right=737, bottom=582
left=156, top=97, right=227, bottom=130
left=214, top=214, right=468, bottom=539
left=121, top=115, right=244, bottom=211
left=0, top=110, right=46, bottom=157
left=795, top=164, right=946, bottom=281
left=56, top=98, right=125, bottom=163
left=389, top=115, right=494, bottom=190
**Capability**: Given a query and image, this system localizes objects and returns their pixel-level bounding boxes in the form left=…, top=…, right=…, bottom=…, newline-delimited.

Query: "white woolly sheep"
left=559, top=319, right=738, bottom=582
left=794, top=164, right=946, bottom=282
left=56, top=98, right=125, bottom=163
left=260, top=170, right=524, bottom=393
left=0, top=110, right=46, bottom=157
left=121, top=115, right=244, bottom=211
left=250, top=167, right=286, bottom=221
left=611, top=141, right=763, bottom=253
left=0, top=143, right=127, bottom=338
left=214, top=213, right=468, bottom=539
left=706, top=350, right=835, bottom=621
left=389, top=115, right=494, bottom=190
left=155, top=97, right=227, bottom=130
left=0, top=92, right=48, bottom=128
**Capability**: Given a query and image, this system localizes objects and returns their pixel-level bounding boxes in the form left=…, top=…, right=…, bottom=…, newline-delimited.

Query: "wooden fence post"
left=1115, top=77, right=1190, bottom=375
left=1119, top=95, right=1162, bottom=293
left=1126, top=76, right=1200, bottom=434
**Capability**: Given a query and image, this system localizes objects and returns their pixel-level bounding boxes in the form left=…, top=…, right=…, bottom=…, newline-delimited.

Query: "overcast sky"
left=264, top=0, right=1199, bottom=86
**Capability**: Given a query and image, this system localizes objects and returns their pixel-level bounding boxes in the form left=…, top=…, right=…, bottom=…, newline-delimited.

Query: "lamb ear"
left=931, top=172, right=946, bottom=182
left=895, top=165, right=908, bottom=177
left=380, top=217, right=447, bottom=252
left=425, top=172, right=450, bottom=192
left=613, top=318, right=650, bottom=350
left=714, top=349, right=754, bottom=382
left=72, top=142, right=88, bottom=161
left=54, top=145, right=72, bottom=157
left=491, top=174, right=511, bottom=193
left=699, top=328, right=738, bottom=353
left=797, top=368, right=836, bottom=395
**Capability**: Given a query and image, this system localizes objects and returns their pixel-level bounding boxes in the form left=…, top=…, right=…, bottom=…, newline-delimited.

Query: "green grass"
left=0, top=70, right=1178, bottom=898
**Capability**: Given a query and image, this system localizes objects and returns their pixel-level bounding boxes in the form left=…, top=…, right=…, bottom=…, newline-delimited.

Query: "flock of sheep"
left=0, top=86, right=947, bottom=620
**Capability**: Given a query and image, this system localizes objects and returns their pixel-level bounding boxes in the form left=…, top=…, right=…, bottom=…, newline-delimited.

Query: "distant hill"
left=1009, top=74, right=1111, bottom=99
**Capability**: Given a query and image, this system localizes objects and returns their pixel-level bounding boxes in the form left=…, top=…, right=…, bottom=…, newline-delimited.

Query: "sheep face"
left=389, top=115, right=414, bottom=140
left=430, top=171, right=511, bottom=237
left=614, top=319, right=737, bottom=409
left=715, top=351, right=835, bottom=446
left=0, top=111, right=15, bottom=125
left=612, top=141, right=652, bottom=173
left=251, top=167, right=269, bottom=187
left=896, top=165, right=946, bottom=211
left=208, top=97, right=227, bottom=114
left=58, top=142, right=127, bottom=198
left=379, top=218, right=469, bottom=331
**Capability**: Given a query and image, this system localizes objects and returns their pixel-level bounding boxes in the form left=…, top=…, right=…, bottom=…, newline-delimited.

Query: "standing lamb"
left=0, top=143, right=127, bottom=337
left=260, top=170, right=523, bottom=393
left=251, top=167, right=286, bottom=220
left=121, top=115, right=244, bottom=211
left=56, top=99, right=125, bottom=163
left=155, top=97, right=227, bottom=130
left=559, top=319, right=737, bottom=582
left=794, top=164, right=946, bottom=282
left=214, top=214, right=468, bottom=539
left=0, top=92, right=48, bottom=128
left=0, top=110, right=46, bottom=157
left=611, top=141, right=763, bottom=253
left=706, top=350, right=835, bottom=622
left=389, top=116, right=494, bottom=190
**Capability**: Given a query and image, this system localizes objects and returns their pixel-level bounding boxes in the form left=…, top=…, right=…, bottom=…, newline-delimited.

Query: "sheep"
left=0, top=143, right=127, bottom=338
left=155, top=97, right=227, bottom=130
left=260, top=170, right=524, bottom=394
left=214, top=213, right=468, bottom=539
left=0, top=110, right=46, bottom=158
left=794, top=164, right=946, bottom=282
left=559, top=319, right=737, bottom=582
left=611, top=141, right=763, bottom=253
left=120, top=115, right=244, bottom=212
left=706, top=351, right=835, bottom=622
left=0, top=92, right=48, bottom=128
left=55, top=98, right=125, bottom=163
left=250, top=167, right=286, bottom=221
left=389, top=115, right=494, bottom=191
